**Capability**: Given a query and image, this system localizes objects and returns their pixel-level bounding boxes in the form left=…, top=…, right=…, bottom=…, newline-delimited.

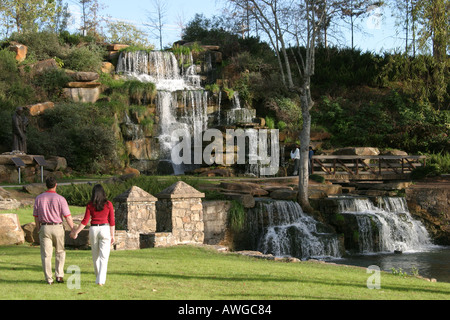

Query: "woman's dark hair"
left=91, top=184, right=107, bottom=211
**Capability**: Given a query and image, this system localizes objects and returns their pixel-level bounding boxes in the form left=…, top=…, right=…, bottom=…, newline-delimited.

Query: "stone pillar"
left=156, top=181, right=205, bottom=245
left=113, top=186, right=157, bottom=250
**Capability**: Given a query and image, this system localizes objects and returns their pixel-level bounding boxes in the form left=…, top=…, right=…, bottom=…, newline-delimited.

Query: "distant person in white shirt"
left=290, top=146, right=300, bottom=176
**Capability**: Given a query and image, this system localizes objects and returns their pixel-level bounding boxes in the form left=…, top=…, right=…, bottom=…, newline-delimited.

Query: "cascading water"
left=337, top=197, right=433, bottom=253
left=226, top=92, right=255, bottom=125
left=116, top=50, right=201, bottom=91
left=117, top=49, right=279, bottom=176
left=117, top=50, right=209, bottom=174
left=247, top=200, right=342, bottom=260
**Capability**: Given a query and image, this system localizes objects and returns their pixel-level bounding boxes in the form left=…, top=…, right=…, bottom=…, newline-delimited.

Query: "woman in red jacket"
left=71, top=184, right=115, bottom=286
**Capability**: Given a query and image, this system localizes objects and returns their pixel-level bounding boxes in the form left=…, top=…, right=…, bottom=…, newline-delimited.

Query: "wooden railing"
left=311, top=155, right=427, bottom=177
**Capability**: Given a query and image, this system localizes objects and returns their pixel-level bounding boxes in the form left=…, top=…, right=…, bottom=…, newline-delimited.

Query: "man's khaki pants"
left=39, top=225, right=66, bottom=283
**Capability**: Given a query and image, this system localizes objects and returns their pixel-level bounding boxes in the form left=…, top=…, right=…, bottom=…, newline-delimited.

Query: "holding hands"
left=70, top=228, right=79, bottom=240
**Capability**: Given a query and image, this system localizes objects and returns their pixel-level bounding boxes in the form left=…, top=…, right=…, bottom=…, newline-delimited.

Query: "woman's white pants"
left=89, top=226, right=111, bottom=285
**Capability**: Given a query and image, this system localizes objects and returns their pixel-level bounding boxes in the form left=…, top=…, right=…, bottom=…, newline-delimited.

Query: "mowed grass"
left=0, top=244, right=449, bottom=300
left=1, top=206, right=86, bottom=225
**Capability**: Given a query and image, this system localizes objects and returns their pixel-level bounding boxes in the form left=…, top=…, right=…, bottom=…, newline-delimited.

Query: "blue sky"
left=67, top=0, right=403, bottom=53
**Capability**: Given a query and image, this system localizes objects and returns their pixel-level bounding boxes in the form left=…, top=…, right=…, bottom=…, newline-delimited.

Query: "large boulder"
left=67, top=71, right=100, bottom=82
left=0, top=214, right=25, bottom=246
left=45, top=156, right=67, bottom=172
left=0, top=196, right=21, bottom=210
left=21, top=58, right=58, bottom=76
left=63, top=87, right=101, bottom=103
left=22, top=222, right=39, bottom=244
left=22, top=183, right=46, bottom=196
left=65, top=229, right=90, bottom=248
left=25, top=102, right=55, bottom=116
left=270, top=189, right=298, bottom=200
left=9, top=42, right=28, bottom=62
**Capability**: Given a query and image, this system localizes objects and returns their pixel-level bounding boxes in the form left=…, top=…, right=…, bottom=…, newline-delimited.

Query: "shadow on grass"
left=108, top=270, right=450, bottom=297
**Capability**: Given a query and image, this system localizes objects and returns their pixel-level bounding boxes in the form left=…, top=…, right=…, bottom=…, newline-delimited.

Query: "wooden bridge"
left=311, top=155, right=427, bottom=181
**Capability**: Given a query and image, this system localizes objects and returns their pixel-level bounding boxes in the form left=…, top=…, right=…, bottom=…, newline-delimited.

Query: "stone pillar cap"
left=114, top=186, right=157, bottom=202
left=156, top=181, right=205, bottom=199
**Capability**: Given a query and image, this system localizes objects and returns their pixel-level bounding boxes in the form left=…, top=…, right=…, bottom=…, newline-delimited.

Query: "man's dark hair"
left=45, top=176, right=57, bottom=189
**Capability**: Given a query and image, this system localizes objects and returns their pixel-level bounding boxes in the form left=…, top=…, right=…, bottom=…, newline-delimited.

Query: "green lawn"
left=0, top=244, right=449, bottom=300
left=1, top=206, right=86, bottom=225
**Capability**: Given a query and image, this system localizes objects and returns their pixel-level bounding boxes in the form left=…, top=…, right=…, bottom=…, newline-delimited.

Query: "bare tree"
left=390, top=0, right=419, bottom=56
left=289, top=0, right=328, bottom=212
left=227, top=0, right=329, bottom=212
left=228, top=0, right=295, bottom=89
left=175, top=11, right=186, bottom=39
left=145, top=0, right=168, bottom=50
left=339, top=0, right=384, bottom=49
left=76, top=0, right=108, bottom=38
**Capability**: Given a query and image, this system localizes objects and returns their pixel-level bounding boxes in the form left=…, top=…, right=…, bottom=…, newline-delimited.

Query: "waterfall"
left=226, top=92, right=255, bottom=125
left=247, top=200, right=341, bottom=260
left=338, top=197, right=433, bottom=253
left=117, top=50, right=201, bottom=91
left=117, top=50, right=208, bottom=174
left=116, top=49, right=279, bottom=177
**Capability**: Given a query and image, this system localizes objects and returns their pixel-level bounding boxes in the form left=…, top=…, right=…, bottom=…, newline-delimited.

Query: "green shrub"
left=427, top=152, right=450, bottom=174
left=410, top=164, right=441, bottom=180
left=58, top=176, right=203, bottom=206
left=310, top=174, right=325, bottom=183
left=227, top=200, right=246, bottom=233
left=277, top=121, right=287, bottom=131
left=0, top=48, right=35, bottom=108
left=27, top=103, right=118, bottom=173
left=125, top=80, right=156, bottom=105
left=9, top=31, right=68, bottom=62
left=64, top=45, right=104, bottom=72
left=265, top=116, right=275, bottom=129
left=34, top=68, right=71, bottom=100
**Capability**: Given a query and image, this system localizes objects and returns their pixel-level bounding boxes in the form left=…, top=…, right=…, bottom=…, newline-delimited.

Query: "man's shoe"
left=56, top=277, right=64, bottom=283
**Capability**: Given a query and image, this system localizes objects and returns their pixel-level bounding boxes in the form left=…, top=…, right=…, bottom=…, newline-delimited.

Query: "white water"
left=117, top=50, right=278, bottom=176
left=338, top=197, right=433, bottom=253
left=248, top=200, right=341, bottom=260
left=226, top=92, right=255, bottom=125
left=117, top=50, right=201, bottom=91
left=118, top=50, right=208, bottom=174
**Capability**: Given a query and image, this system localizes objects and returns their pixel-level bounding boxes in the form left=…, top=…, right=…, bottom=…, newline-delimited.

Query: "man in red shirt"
left=33, top=176, right=74, bottom=285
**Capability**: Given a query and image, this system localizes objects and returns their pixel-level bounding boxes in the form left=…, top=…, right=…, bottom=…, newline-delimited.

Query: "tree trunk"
left=297, top=79, right=314, bottom=213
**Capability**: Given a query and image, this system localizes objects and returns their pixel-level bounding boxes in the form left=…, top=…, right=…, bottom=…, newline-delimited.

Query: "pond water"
left=330, top=246, right=450, bottom=283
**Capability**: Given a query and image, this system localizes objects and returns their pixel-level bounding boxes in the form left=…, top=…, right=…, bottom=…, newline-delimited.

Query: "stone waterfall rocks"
left=63, top=71, right=102, bottom=103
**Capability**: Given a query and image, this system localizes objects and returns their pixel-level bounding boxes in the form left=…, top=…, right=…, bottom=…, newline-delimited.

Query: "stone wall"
left=114, top=189, right=157, bottom=233
left=156, top=181, right=206, bottom=246
left=111, top=182, right=217, bottom=250
left=203, top=200, right=231, bottom=245
left=113, top=186, right=157, bottom=250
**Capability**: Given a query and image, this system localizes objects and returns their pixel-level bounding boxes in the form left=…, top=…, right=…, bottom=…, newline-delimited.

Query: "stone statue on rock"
left=12, top=106, right=28, bottom=153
